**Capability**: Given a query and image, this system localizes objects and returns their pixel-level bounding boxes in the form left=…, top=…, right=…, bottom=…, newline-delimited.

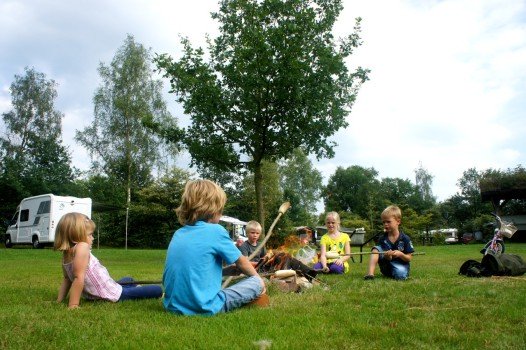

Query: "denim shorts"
left=374, top=246, right=410, bottom=280
left=219, top=275, right=263, bottom=313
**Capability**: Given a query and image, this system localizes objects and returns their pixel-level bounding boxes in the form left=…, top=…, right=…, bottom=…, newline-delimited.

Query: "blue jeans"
left=117, top=277, right=163, bottom=301
left=374, top=246, right=410, bottom=280
left=219, top=275, right=263, bottom=313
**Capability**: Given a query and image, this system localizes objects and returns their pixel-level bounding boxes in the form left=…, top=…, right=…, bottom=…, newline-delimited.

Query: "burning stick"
left=248, top=202, right=291, bottom=261
left=222, top=202, right=291, bottom=288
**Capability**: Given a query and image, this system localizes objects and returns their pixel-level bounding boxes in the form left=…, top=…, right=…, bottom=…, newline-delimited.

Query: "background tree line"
left=1, top=1, right=525, bottom=248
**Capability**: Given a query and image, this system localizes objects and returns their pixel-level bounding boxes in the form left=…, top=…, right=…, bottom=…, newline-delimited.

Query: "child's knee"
left=392, top=264, right=409, bottom=280
left=329, top=264, right=344, bottom=274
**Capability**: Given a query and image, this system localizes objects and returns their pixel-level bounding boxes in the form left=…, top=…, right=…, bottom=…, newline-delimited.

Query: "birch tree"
left=76, top=35, right=177, bottom=248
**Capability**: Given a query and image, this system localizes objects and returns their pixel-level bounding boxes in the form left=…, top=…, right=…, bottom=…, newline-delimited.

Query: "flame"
left=266, top=234, right=304, bottom=259
left=262, top=232, right=317, bottom=267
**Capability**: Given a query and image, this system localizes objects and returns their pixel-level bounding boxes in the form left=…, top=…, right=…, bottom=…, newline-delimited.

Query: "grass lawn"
left=1, top=243, right=525, bottom=349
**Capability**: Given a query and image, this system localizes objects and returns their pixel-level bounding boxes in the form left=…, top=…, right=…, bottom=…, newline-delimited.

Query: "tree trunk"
left=125, top=113, right=132, bottom=250
left=254, top=163, right=265, bottom=236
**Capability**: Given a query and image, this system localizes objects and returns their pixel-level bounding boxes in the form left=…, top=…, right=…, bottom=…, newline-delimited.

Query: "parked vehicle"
left=443, top=229, right=459, bottom=244
left=429, top=228, right=459, bottom=244
left=461, top=232, right=475, bottom=244
left=4, top=194, right=92, bottom=248
left=459, top=231, right=483, bottom=244
left=219, top=215, right=248, bottom=246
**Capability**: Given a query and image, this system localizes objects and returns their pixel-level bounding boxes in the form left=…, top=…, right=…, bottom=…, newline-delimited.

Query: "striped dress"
left=63, top=252, right=122, bottom=302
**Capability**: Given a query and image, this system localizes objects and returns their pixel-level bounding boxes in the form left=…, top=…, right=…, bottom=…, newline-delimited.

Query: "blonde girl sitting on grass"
left=313, top=212, right=351, bottom=274
left=55, top=212, right=162, bottom=309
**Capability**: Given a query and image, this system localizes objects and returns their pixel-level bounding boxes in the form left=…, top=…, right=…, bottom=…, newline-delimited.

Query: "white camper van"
left=429, top=228, right=459, bottom=244
left=4, top=194, right=92, bottom=248
left=219, top=215, right=248, bottom=246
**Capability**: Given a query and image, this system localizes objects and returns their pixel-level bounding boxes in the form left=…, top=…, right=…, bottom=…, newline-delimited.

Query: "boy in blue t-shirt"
left=163, top=179, right=267, bottom=315
left=364, top=205, right=414, bottom=280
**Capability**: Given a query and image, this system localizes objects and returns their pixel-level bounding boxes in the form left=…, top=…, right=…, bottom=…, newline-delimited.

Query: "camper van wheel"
left=32, top=236, right=42, bottom=249
left=4, top=235, right=13, bottom=248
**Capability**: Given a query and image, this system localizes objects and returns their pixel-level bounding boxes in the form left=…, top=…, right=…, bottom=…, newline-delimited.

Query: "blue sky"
left=1, top=0, right=525, bottom=203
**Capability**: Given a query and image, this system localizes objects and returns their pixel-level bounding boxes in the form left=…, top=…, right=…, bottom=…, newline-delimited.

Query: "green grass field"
left=1, top=243, right=525, bottom=349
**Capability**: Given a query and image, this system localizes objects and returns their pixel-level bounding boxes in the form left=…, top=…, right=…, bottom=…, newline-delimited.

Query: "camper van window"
left=37, top=201, right=51, bottom=214
left=33, top=217, right=40, bottom=225
left=20, top=209, right=29, bottom=222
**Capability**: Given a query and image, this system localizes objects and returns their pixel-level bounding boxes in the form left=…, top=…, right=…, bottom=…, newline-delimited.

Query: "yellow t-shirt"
left=320, top=232, right=351, bottom=273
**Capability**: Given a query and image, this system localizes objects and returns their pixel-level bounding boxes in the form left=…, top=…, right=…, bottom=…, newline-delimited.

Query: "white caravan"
left=4, top=194, right=92, bottom=248
left=219, top=215, right=248, bottom=246
left=429, top=228, right=459, bottom=244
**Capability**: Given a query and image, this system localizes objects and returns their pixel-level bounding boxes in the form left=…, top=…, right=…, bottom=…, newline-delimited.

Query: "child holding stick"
left=313, top=212, right=351, bottom=274
left=364, top=205, right=414, bottom=280
left=163, top=179, right=267, bottom=315
left=238, top=220, right=267, bottom=262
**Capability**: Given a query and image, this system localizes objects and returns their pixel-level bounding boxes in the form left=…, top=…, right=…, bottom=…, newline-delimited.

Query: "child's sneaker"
left=247, top=293, right=270, bottom=308
left=363, top=274, right=375, bottom=280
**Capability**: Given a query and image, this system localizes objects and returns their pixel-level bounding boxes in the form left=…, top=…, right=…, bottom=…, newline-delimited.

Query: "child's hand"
left=333, top=258, right=343, bottom=266
left=260, top=278, right=267, bottom=295
left=386, top=250, right=395, bottom=260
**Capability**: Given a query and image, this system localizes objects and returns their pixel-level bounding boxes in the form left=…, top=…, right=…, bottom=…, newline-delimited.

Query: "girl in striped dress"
left=55, top=212, right=162, bottom=309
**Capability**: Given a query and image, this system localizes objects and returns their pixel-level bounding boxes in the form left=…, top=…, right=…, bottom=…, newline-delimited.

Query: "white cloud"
left=314, top=0, right=526, bottom=202
left=1, top=0, right=525, bottom=204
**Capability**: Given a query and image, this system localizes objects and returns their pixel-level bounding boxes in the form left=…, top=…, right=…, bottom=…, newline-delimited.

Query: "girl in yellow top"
left=314, top=212, right=351, bottom=274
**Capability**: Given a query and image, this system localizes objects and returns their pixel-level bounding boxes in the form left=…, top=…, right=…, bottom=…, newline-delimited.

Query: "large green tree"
left=438, top=168, right=494, bottom=237
left=323, top=165, right=439, bottom=229
left=414, top=162, right=436, bottom=209
left=131, top=167, right=193, bottom=247
left=479, top=165, right=526, bottom=215
left=378, top=178, right=416, bottom=207
left=1, top=68, right=62, bottom=158
left=324, top=165, right=379, bottom=218
left=279, top=148, right=323, bottom=225
left=0, top=67, right=75, bottom=217
left=76, top=35, right=177, bottom=247
left=155, top=0, right=368, bottom=229
left=457, top=168, right=487, bottom=217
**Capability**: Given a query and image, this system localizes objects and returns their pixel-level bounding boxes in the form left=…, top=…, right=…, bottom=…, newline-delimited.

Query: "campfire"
left=255, top=250, right=319, bottom=292
left=223, top=233, right=323, bottom=292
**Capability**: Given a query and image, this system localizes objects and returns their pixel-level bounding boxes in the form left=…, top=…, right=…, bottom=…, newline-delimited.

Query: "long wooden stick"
left=222, top=272, right=275, bottom=282
left=222, top=201, right=291, bottom=288
left=337, top=252, right=426, bottom=256
left=248, top=202, right=291, bottom=261
left=118, top=280, right=162, bottom=285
